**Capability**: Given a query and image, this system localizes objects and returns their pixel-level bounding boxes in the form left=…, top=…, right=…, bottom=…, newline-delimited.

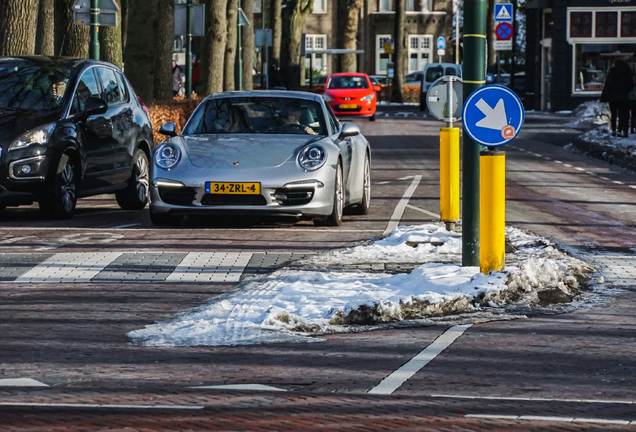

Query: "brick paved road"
left=2, top=113, right=636, bottom=430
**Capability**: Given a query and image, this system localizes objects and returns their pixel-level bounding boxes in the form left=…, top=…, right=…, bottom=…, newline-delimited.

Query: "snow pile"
left=128, top=224, right=594, bottom=347
left=573, top=126, right=636, bottom=171
left=566, top=100, right=610, bottom=129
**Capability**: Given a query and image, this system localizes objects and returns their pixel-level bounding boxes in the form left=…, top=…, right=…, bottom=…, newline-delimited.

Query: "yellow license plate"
left=206, top=182, right=261, bottom=194
left=340, top=104, right=357, bottom=109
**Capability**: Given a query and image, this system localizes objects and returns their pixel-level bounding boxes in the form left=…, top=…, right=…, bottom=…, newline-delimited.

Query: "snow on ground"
left=128, top=224, right=595, bottom=347
left=572, top=122, right=636, bottom=171
left=564, top=100, right=610, bottom=129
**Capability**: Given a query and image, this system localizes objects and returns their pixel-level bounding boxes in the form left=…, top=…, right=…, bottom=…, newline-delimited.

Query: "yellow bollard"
left=440, top=127, right=460, bottom=229
left=480, top=148, right=506, bottom=274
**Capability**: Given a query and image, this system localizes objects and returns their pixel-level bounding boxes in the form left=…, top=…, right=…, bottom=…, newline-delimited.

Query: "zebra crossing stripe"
left=165, top=252, right=253, bottom=282
left=15, top=252, right=123, bottom=283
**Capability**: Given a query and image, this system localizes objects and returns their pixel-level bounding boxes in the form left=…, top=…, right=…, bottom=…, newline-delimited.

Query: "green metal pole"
left=186, top=0, right=193, bottom=98
left=238, top=2, right=243, bottom=90
left=89, top=0, right=100, bottom=60
left=462, top=0, right=487, bottom=266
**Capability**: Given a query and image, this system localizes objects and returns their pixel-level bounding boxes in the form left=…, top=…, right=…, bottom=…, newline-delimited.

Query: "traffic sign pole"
left=186, top=0, right=193, bottom=98
left=461, top=0, right=486, bottom=267
left=89, top=0, right=100, bottom=60
left=440, top=127, right=460, bottom=230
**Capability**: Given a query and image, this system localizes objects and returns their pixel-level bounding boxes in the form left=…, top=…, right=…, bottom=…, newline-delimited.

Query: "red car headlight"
left=360, top=93, right=375, bottom=101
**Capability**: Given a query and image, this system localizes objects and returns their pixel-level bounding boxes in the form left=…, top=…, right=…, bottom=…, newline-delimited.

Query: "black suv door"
left=70, top=67, right=115, bottom=192
left=95, top=66, right=134, bottom=185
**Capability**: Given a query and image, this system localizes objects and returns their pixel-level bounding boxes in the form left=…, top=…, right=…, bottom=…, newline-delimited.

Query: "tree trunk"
left=55, top=0, right=89, bottom=57
left=120, top=0, right=129, bottom=50
left=224, top=0, right=239, bottom=91
left=200, top=0, right=228, bottom=95
left=153, top=0, right=174, bottom=100
left=241, top=0, right=255, bottom=91
left=122, top=0, right=158, bottom=102
left=280, top=0, right=314, bottom=90
left=391, top=0, right=406, bottom=103
left=271, top=0, right=281, bottom=65
left=100, top=9, right=123, bottom=68
left=35, top=0, right=55, bottom=55
left=339, top=0, right=362, bottom=73
left=0, top=0, right=39, bottom=56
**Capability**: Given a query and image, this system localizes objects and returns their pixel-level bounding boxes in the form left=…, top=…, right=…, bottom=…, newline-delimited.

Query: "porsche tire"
left=315, top=161, right=344, bottom=227
left=351, top=154, right=371, bottom=215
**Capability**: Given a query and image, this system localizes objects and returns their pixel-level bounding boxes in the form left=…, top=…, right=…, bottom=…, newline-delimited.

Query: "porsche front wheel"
left=315, top=161, right=343, bottom=227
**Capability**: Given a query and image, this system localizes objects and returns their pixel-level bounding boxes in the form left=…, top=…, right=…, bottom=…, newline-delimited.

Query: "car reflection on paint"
left=150, top=91, right=372, bottom=227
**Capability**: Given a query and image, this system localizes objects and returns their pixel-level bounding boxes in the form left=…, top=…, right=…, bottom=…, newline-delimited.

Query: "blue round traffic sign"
left=436, top=36, right=446, bottom=50
left=462, top=85, right=524, bottom=147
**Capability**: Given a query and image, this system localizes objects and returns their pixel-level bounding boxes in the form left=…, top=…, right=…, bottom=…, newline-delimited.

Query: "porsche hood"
left=175, top=134, right=328, bottom=169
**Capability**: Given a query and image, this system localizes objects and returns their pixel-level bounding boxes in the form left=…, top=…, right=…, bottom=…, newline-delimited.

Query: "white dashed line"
left=586, top=172, right=596, bottom=176
left=383, top=176, right=423, bottom=237
left=533, top=153, right=542, bottom=157
left=544, top=157, right=552, bottom=160
left=368, top=325, right=471, bottom=395
left=600, top=177, right=610, bottom=180
left=166, top=252, right=252, bottom=282
left=613, top=181, right=624, bottom=185
left=0, top=402, right=204, bottom=410
left=0, top=378, right=48, bottom=387
left=191, top=384, right=286, bottom=392
left=630, top=185, right=636, bottom=189
left=465, top=414, right=632, bottom=425
left=15, top=252, right=123, bottom=283
left=431, top=394, right=636, bottom=405
left=574, top=167, right=585, bottom=171
left=555, top=160, right=563, bottom=164
left=564, top=164, right=572, bottom=167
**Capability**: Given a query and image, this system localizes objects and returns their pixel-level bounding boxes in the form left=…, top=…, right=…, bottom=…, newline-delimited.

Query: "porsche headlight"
left=322, top=94, right=334, bottom=102
left=298, top=144, right=326, bottom=171
left=155, top=143, right=181, bottom=169
left=360, top=93, right=375, bottom=101
left=9, top=123, right=56, bottom=151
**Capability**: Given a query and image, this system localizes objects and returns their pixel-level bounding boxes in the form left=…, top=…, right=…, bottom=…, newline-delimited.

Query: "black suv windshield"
left=183, top=97, right=327, bottom=136
left=0, top=62, right=72, bottom=112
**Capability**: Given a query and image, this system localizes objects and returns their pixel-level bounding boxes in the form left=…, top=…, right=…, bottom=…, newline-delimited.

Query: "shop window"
left=573, top=43, right=636, bottom=93
left=570, top=12, right=592, bottom=38
left=622, top=12, right=636, bottom=37
left=596, top=12, right=618, bottom=38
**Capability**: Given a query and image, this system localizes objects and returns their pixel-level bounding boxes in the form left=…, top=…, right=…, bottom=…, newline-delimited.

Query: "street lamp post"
left=89, top=0, right=100, bottom=60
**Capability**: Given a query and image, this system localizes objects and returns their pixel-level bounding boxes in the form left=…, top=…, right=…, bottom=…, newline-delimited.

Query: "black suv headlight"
left=9, top=123, right=56, bottom=151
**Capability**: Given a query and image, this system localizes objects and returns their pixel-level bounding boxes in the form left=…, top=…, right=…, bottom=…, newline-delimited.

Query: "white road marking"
left=375, top=181, right=391, bottom=185
left=465, top=414, right=632, bottom=425
left=166, top=252, right=252, bottom=282
left=574, top=167, right=585, bottom=171
left=533, top=153, right=542, bottom=157
left=431, top=394, right=635, bottom=405
left=555, top=160, right=563, bottom=164
left=586, top=172, right=596, bottom=176
left=383, top=175, right=423, bottom=237
left=406, top=204, right=440, bottom=219
left=0, top=378, right=48, bottom=387
left=630, top=185, right=636, bottom=189
left=15, top=252, right=123, bottom=283
left=544, top=157, right=552, bottom=160
left=614, top=181, right=624, bottom=185
left=564, top=164, right=573, bottom=167
left=110, top=223, right=142, bottom=229
left=191, top=384, right=286, bottom=392
left=0, top=402, right=203, bottom=410
left=368, top=325, right=471, bottom=395
left=600, top=176, right=610, bottom=180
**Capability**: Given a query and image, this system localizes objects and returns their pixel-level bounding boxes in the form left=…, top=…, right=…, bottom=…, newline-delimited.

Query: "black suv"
left=0, top=56, right=154, bottom=218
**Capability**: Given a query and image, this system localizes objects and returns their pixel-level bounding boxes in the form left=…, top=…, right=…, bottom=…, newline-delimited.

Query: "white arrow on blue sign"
left=436, top=36, right=446, bottom=50
left=462, top=85, right=524, bottom=147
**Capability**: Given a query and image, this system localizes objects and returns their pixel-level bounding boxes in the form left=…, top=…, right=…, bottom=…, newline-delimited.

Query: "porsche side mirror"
left=339, top=123, right=360, bottom=139
left=159, top=122, right=178, bottom=137
left=83, top=97, right=108, bottom=117
left=373, top=85, right=382, bottom=92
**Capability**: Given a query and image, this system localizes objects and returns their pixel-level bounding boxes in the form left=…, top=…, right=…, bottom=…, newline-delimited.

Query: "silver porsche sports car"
left=149, top=91, right=371, bottom=226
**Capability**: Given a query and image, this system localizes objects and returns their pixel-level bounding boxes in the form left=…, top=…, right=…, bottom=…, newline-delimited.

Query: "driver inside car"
left=280, top=105, right=317, bottom=135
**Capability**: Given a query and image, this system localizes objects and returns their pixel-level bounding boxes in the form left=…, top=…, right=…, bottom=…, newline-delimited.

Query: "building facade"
left=525, top=0, right=636, bottom=111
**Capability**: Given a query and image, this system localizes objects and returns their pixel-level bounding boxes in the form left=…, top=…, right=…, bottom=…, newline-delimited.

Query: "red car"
left=320, top=73, right=382, bottom=121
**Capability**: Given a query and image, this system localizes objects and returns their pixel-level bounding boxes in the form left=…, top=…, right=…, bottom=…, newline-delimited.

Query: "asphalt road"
left=1, top=109, right=636, bottom=431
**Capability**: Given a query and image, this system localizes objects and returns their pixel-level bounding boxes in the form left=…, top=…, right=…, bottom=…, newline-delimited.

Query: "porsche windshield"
left=0, top=62, right=72, bottom=112
left=182, top=97, right=328, bottom=135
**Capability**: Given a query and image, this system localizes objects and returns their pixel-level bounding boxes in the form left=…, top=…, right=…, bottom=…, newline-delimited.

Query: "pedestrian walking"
left=191, top=55, right=200, bottom=94
left=600, top=58, right=634, bottom=138
left=172, top=60, right=183, bottom=97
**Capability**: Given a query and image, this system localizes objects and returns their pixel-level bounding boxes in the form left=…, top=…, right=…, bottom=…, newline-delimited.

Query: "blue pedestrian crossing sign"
left=462, top=85, right=524, bottom=147
left=494, top=3, right=513, bottom=22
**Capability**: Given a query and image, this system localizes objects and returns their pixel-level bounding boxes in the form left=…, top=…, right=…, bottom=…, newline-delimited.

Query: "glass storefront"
left=573, top=43, right=636, bottom=93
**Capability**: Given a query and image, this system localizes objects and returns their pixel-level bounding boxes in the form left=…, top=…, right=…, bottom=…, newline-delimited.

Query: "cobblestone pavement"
left=2, top=114, right=636, bottom=430
left=0, top=252, right=310, bottom=283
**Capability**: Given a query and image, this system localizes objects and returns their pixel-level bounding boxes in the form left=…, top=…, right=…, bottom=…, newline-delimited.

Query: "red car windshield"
left=328, top=76, right=369, bottom=89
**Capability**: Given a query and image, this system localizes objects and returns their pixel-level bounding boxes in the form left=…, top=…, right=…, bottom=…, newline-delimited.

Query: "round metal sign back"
left=426, top=76, right=463, bottom=122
